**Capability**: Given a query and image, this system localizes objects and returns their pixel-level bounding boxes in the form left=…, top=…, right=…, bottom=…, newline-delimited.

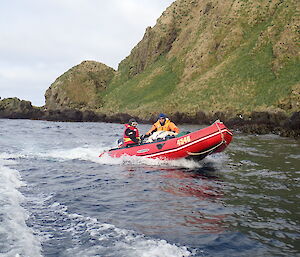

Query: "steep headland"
left=1, top=0, right=299, bottom=137
left=45, top=0, right=299, bottom=118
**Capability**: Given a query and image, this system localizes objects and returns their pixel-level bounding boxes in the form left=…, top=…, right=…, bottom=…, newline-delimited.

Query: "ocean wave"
left=45, top=201, right=193, bottom=257
left=0, top=159, right=42, bottom=257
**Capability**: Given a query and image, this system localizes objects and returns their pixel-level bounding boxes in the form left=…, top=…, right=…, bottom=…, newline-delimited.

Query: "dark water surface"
left=0, top=119, right=299, bottom=257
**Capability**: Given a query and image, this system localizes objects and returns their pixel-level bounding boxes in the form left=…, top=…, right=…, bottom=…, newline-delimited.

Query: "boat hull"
left=100, top=121, right=233, bottom=160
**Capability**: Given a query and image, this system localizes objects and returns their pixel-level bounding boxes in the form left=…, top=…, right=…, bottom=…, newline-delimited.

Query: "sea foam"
left=46, top=201, right=193, bottom=257
left=38, top=145, right=207, bottom=169
left=0, top=157, right=42, bottom=257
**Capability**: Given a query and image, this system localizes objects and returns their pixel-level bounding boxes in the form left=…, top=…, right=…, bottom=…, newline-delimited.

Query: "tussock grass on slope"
left=95, top=0, right=299, bottom=116
left=101, top=56, right=183, bottom=113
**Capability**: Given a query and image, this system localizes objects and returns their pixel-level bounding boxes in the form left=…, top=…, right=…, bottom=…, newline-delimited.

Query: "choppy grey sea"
left=1, top=119, right=299, bottom=257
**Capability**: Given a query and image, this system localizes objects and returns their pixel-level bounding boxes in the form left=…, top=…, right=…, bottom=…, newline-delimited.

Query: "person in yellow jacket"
left=145, top=113, right=180, bottom=136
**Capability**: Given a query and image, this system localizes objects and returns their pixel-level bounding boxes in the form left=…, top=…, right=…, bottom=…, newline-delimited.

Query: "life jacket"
left=153, top=118, right=179, bottom=133
left=123, top=124, right=140, bottom=146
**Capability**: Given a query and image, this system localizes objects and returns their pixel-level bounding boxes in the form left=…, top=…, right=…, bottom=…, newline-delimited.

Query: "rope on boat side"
left=215, top=120, right=226, bottom=145
left=187, top=140, right=224, bottom=156
left=187, top=120, right=226, bottom=156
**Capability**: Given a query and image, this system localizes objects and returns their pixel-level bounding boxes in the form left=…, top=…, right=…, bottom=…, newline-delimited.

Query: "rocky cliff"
left=45, top=0, right=299, bottom=119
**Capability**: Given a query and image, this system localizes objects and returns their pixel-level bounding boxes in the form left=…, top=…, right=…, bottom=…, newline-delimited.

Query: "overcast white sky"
left=0, top=0, right=174, bottom=106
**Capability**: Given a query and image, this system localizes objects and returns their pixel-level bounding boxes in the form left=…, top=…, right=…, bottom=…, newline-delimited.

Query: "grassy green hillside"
left=45, top=0, right=299, bottom=119
left=98, top=0, right=299, bottom=118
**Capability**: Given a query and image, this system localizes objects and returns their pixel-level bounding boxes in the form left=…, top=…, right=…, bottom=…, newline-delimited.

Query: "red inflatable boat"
left=99, top=120, right=233, bottom=161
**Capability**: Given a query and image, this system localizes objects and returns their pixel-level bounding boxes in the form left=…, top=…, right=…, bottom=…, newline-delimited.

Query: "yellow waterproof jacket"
left=147, top=118, right=180, bottom=135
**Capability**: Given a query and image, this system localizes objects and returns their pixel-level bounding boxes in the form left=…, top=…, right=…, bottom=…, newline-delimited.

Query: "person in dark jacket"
left=123, top=119, right=140, bottom=147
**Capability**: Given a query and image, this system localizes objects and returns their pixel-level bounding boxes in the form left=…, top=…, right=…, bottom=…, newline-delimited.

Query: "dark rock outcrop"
left=168, top=111, right=299, bottom=138
left=39, top=109, right=107, bottom=122
left=0, top=98, right=42, bottom=119
left=284, top=111, right=300, bottom=130
left=1, top=97, right=299, bottom=139
left=225, top=111, right=300, bottom=138
left=170, top=111, right=209, bottom=124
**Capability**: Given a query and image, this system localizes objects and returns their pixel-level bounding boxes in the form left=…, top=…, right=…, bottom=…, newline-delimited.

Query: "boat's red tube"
left=99, top=121, right=233, bottom=160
